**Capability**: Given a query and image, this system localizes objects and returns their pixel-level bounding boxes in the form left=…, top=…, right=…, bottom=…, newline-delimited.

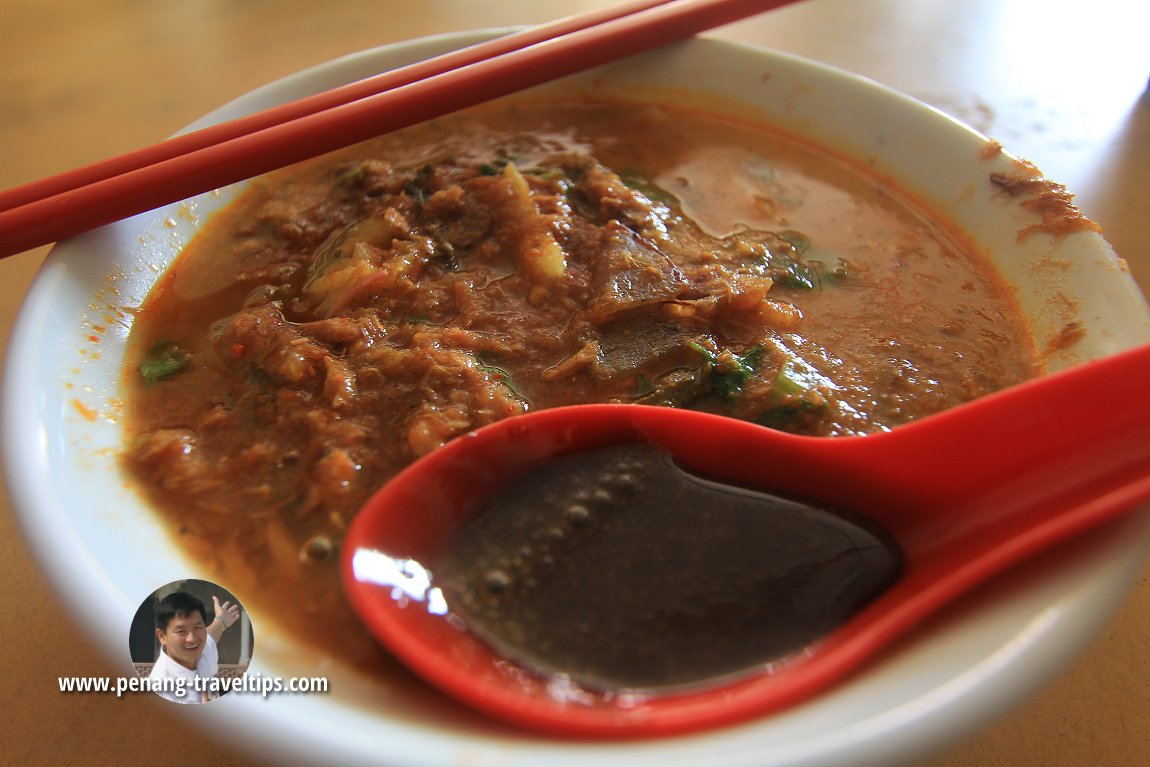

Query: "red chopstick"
left=0, top=0, right=675, bottom=213
left=0, top=0, right=799, bottom=259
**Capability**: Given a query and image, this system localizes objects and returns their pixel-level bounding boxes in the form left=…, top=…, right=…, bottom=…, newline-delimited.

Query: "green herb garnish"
left=771, top=257, right=818, bottom=290
left=635, top=367, right=707, bottom=407
left=139, top=342, right=191, bottom=384
left=476, top=353, right=526, bottom=400
left=756, top=359, right=829, bottom=430
left=620, top=172, right=678, bottom=206
left=478, top=155, right=511, bottom=176
left=687, top=342, right=765, bottom=401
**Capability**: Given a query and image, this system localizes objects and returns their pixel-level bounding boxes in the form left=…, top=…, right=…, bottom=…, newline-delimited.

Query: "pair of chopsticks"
left=0, top=0, right=799, bottom=260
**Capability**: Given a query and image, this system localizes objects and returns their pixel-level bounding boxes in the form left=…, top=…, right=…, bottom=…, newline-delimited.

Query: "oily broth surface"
left=121, top=100, right=1036, bottom=676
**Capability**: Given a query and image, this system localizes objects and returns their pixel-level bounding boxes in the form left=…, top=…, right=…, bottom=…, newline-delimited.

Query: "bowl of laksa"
left=5, top=30, right=1150, bottom=767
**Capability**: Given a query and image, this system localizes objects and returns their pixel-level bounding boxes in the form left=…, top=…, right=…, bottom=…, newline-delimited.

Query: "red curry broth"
left=122, top=100, right=1037, bottom=670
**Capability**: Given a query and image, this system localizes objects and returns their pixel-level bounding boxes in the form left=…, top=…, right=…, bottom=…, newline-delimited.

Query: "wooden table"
left=2, top=1, right=1147, bottom=764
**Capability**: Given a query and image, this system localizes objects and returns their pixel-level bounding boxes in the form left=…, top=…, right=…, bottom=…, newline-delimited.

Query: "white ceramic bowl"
left=6, top=30, right=1150, bottom=767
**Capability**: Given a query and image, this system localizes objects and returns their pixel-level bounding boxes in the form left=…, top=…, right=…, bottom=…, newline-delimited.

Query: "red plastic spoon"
left=341, top=341, right=1150, bottom=738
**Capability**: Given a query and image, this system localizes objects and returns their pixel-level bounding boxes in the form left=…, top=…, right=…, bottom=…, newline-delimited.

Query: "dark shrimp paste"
left=434, top=443, right=903, bottom=692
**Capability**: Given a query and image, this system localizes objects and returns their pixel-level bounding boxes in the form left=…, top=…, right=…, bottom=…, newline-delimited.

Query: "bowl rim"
left=5, top=29, right=1150, bottom=767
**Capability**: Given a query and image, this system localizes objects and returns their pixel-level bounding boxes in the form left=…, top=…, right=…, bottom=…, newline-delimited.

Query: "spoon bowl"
left=343, top=343, right=1150, bottom=739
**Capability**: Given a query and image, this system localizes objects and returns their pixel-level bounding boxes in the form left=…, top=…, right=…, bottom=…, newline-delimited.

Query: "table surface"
left=2, top=1, right=1148, bottom=765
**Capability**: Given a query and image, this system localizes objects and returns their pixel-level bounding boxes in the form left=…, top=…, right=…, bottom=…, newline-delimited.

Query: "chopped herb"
left=636, top=373, right=653, bottom=397
left=620, top=172, right=678, bottom=206
left=479, top=365, right=525, bottom=400
left=635, top=367, right=707, bottom=407
left=686, top=340, right=712, bottom=362
left=687, top=342, right=765, bottom=401
left=478, top=156, right=510, bottom=176
left=757, top=359, right=829, bottom=430
left=404, top=163, right=436, bottom=203
left=476, top=353, right=526, bottom=400
left=139, top=342, right=191, bottom=384
left=771, top=359, right=821, bottom=398
left=713, top=345, right=764, bottom=400
left=336, top=163, right=368, bottom=188
left=772, top=257, right=817, bottom=290
left=728, top=235, right=818, bottom=290
left=757, top=402, right=820, bottom=430
left=526, top=166, right=569, bottom=182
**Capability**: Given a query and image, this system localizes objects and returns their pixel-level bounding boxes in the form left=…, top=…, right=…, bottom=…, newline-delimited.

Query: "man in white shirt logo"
left=147, top=591, right=241, bottom=703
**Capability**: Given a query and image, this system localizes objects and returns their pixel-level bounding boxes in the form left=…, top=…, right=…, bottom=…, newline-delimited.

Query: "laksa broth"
left=120, top=100, right=1037, bottom=675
